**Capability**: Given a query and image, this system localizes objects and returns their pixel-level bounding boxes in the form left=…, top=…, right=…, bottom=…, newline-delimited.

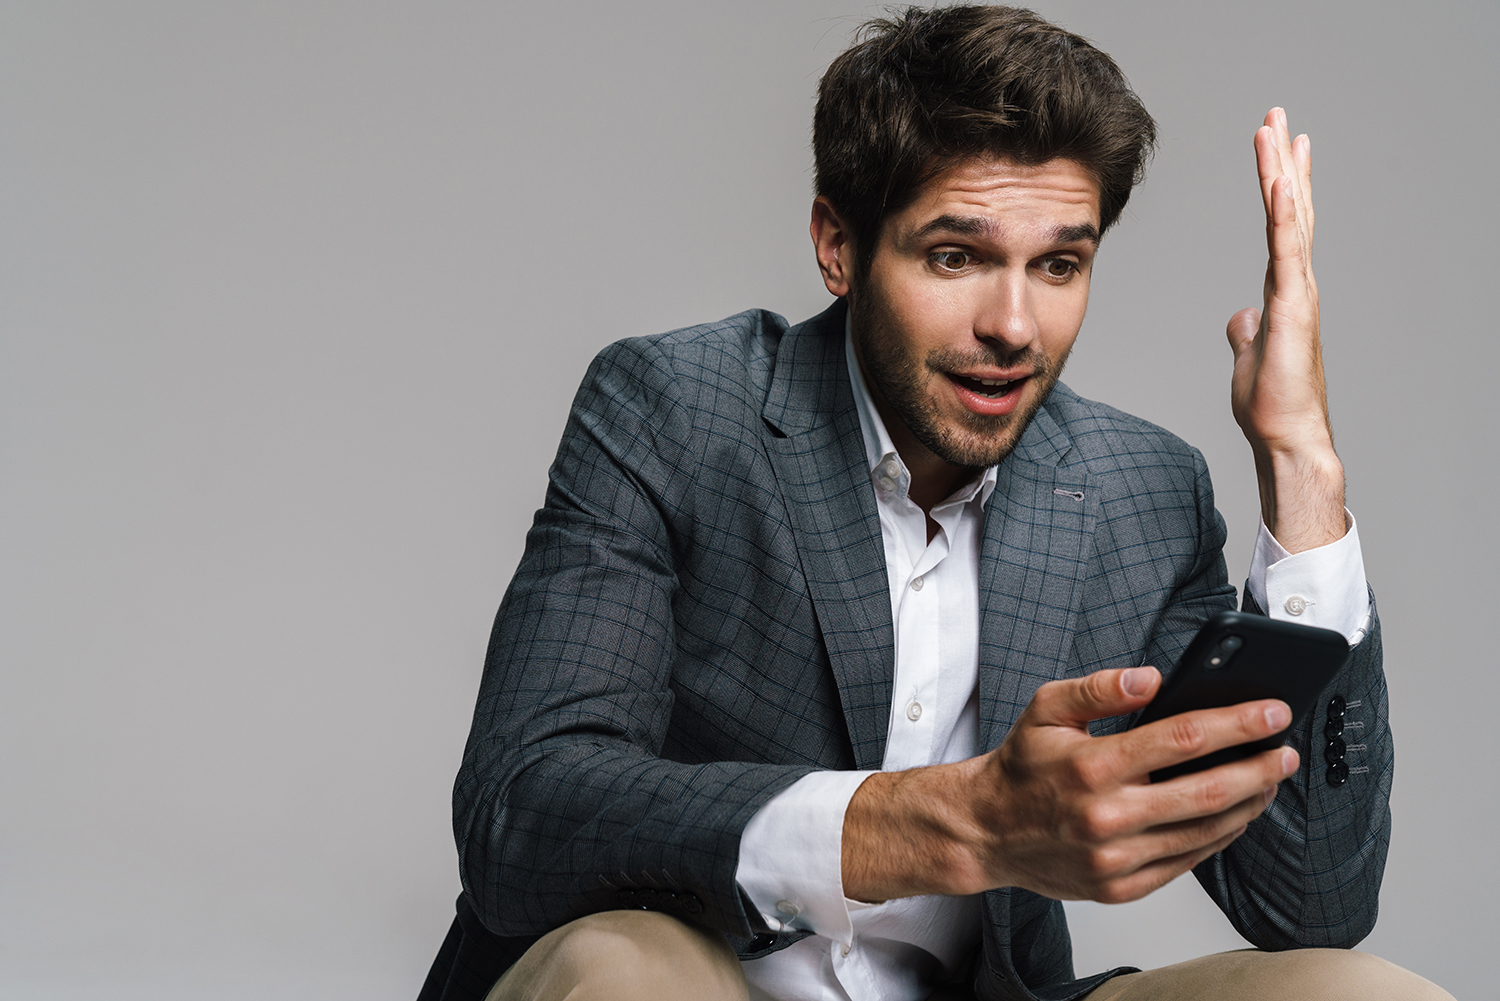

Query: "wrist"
left=1252, top=445, right=1346, bottom=553
left=841, top=759, right=992, bottom=901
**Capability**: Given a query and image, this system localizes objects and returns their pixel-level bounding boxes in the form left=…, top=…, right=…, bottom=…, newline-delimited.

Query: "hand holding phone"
left=1133, top=611, right=1349, bottom=782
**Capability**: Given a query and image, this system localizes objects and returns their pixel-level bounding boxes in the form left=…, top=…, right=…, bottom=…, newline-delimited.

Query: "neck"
left=889, top=424, right=977, bottom=514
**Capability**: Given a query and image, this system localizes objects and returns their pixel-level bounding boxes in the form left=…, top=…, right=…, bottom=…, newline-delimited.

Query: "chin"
left=918, top=387, right=1052, bottom=469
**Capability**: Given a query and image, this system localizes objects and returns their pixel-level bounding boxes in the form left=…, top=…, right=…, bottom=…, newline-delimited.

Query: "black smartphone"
left=1133, top=610, right=1350, bottom=782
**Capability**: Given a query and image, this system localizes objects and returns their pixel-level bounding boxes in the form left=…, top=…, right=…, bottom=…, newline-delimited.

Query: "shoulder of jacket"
left=1044, top=383, right=1206, bottom=477
left=603, top=309, right=788, bottom=368
left=588, top=308, right=791, bottom=413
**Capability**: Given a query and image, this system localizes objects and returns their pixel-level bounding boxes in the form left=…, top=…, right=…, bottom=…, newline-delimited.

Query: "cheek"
left=1036, top=287, right=1090, bottom=349
left=885, top=284, right=968, bottom=349
left=867, top=284, right=946, bottom=358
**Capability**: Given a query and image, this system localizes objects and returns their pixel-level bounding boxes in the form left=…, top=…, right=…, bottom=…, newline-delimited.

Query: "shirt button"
left=775, top=900, right=800, bottom=917
left=841, top=944, right=851, bottom=958
left=882, top=460, right=900, bottom=478
left=1284, top=595, right=1308, bottom=616
left=910, top=575, right=925, bottom=591
left=906, top=701, right=923, bottom=721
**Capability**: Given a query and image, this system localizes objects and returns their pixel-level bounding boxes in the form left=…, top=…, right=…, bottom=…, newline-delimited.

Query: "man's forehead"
left=895, top=155, right=1102, bottom=239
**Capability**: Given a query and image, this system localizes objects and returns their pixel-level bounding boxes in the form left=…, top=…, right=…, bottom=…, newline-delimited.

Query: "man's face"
left=846, top=156, right=1101, bottom=473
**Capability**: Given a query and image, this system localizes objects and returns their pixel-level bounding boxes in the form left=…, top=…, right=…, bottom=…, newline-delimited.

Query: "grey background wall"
left=2, top=2, right=1494, bottom=998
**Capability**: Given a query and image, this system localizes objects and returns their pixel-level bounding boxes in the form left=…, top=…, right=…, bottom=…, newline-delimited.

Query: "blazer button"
left=681, top=894, right=704, bottom=917
left=1325, top=737, right=1346, bottom=762
left=1326, top=760, right=1349, bottom=787
left=1326, top=695, right=1346, bottom=721
left=1324, top=718, right=1344, bottom=740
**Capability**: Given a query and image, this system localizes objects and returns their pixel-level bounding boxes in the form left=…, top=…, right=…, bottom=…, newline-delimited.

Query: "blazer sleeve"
left=452, top=337, right=814, bottom=942
left=1192, top=588, right=1390, bottom=950
left=1143, top=447, right=1392, bottom=950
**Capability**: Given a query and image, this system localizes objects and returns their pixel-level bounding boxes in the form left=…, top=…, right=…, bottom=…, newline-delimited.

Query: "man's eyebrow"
left=901, top=215, right=1101, bottom=248
left=1052, top=222, right=1101, bottom=247
left=903, top=214, right=999, bottom=245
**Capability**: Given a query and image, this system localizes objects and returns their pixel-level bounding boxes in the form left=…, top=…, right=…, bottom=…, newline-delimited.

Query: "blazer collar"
left=761, top=300, right=849, bottom=436
left=761, top=300, right=895, bottom=769
left=975, top=404, right=1100, bottom=750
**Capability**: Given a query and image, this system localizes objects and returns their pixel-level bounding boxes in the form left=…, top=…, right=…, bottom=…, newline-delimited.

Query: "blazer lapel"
left=762, top=303, right=894, bottom=770
left=976, top=404, right=1100, bottom=751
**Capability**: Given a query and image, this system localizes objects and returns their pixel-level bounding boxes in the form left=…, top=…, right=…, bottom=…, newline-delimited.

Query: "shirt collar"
left=843, top=316, right=998, bottom=509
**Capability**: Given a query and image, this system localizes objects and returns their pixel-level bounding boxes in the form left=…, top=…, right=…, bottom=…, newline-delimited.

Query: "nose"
left=972, top=268, right=1039, bottom=353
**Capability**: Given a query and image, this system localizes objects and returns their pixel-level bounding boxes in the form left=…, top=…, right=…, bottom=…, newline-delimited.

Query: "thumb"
left=1226, top=307, right=1260, bottom=359
left=1027, top=667, right=1160, bottom=728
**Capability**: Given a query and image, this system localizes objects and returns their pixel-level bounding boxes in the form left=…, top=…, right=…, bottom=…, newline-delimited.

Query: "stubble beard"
left=851, top=298, right=1069, bottom=471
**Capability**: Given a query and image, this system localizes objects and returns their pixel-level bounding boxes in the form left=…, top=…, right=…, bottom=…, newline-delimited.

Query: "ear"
left=810, top=196, right=854, bottom=298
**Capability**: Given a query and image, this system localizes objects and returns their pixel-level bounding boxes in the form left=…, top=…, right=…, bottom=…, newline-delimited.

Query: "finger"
left=1269, top=109, right=1304, bottom=219
left=1270, top=109, right=1299, bottom=199
left=1126, top=698, right=1294, bottom=777
left=1271, top=109, right=1314, bottom=255
left=1225, top=306, right=1260, bottom=359
left=1254, top=122, right=1279, bottom=219
left=1269, top=175, right=1313, bottom=305
left=1294, top=133, right=1315, bottom=244
left=1091, top=824, right=1246, bottom=904
left=1026, top=667, right=1161, bottom=728
left=1093, top=782, right=1276, bottom=886
left=1134, top=744, right=1299, bottom=827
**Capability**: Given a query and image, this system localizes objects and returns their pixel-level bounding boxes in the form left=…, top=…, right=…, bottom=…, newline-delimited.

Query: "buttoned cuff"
left=1247, top=509, right=1372, bottom=645
left=734, top=769, right=875, bottom=947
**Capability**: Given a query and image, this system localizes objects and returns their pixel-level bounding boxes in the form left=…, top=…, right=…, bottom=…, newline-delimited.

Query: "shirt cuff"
left=1246, top=509, right=1372, bottom=645
left=734, top=769, right=875, bottom=947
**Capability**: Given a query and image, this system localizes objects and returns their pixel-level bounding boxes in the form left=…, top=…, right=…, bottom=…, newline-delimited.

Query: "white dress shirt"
left=735, top=329, right=1371, bottom=1001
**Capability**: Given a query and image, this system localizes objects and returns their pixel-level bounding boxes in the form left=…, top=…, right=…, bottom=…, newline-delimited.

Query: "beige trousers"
left=486, top=910, right=1453, bottom=1001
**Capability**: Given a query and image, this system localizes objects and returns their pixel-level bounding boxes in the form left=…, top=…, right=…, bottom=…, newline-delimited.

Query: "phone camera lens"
left=1205, top=634, right=1242, bottom=670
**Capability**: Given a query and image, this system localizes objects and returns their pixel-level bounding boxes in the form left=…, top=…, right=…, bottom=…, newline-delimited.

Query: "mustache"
left=924, top=345, right=1052, bottom=374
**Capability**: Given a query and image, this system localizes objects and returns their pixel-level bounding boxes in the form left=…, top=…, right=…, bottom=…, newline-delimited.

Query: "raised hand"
left=1226, top=108, right=1346, bottom=553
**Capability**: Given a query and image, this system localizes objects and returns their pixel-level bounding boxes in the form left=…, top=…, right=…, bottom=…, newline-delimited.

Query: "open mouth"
left=949, top=374, right=1023, bottom=399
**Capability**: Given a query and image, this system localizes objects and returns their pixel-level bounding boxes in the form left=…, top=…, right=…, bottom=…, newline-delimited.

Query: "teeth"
left=977, top=378, right=1010, bottom=387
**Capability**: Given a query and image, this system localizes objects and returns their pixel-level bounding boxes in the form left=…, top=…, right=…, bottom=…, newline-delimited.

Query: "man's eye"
left=931, top=251, right=973, bottom=272
left=1043, top=258, right=1078, bottom=278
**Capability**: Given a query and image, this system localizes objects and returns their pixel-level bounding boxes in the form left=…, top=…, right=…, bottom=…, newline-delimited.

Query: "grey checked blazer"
left=450, top=302, right=1391, bottom=1001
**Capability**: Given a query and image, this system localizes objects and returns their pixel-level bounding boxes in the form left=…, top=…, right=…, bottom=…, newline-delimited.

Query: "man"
left=420, top=6, right=1449, bottom=1000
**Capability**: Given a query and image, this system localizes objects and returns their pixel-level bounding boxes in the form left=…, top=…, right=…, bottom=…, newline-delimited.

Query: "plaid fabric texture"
left=447, top=303, right=1389, bottom=1001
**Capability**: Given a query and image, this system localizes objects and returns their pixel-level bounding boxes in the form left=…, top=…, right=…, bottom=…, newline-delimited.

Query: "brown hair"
left=813, top=5, right=1157, bottom=275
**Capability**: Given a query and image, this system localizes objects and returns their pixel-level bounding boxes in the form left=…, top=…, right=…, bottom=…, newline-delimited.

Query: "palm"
left=1226, top=109, right=1329, bottom=457
left=1224, top=109, right=1344, bottom=553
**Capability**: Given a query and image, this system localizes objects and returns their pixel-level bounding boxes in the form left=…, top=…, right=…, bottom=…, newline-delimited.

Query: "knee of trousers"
left=490, top=909, right=748, bottom=1001
left=1088, top=948, right=1455, bottom=1001
left=553, top=910, right=739, bottom=974
left=1290, top=949, right=1456, bottom=1001
left=1198, top=948, right=1455, bottom=1001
